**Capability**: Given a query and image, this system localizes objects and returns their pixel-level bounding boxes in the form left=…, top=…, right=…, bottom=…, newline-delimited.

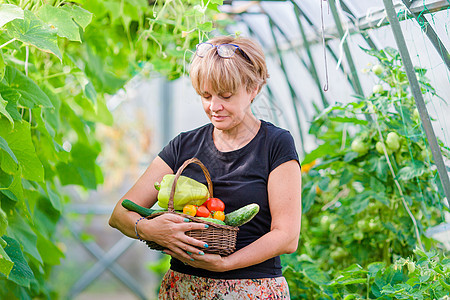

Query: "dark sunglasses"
left=195, top=42, right=252, bottom=63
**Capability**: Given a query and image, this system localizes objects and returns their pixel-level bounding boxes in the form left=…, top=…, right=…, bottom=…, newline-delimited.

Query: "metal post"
left=161, top=78, right=173, bottom=146
left=268, top=18, right=306, bottom=154
left=291, top=1, right=329, bottom=109
left=328, top=0, right=365, bottom=98
left=382, top=0, right=450, bottom=202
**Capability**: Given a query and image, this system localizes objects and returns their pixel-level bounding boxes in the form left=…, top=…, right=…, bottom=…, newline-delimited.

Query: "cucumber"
left=121, top=199, right=166, bottom=217
left=196, top=217, right=226, bottom=226
left=225, top=204, right=260, bottom=227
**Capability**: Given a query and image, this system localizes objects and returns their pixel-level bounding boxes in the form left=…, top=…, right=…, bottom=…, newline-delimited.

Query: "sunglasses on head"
left=195, top=42, right=252, bottom=63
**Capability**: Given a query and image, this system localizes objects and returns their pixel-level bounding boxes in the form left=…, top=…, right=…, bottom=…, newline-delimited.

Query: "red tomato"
left=206, top=198, right=225, bottom=212
left=196, top=205, right=210, bottom=218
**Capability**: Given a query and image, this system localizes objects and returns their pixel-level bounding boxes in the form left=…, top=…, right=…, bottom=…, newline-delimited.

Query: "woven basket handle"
left=168, top=158, right=213, bottom=212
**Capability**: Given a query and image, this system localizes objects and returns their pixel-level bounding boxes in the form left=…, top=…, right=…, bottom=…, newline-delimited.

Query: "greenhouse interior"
left=1, top=0, right=450, bottom=299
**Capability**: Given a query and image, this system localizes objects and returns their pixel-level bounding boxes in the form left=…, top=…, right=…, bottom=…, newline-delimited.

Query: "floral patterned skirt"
left=158, top=269, right=290, bottom=300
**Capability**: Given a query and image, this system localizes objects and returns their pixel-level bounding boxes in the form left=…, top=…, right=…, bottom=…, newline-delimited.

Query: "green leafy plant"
left=283, top=47, right=449, bottom=299
left=0, top=0, right=223, bottom=297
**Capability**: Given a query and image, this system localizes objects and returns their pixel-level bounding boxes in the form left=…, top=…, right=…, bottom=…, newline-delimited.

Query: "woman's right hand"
left=137, top=213, right=209, bottom=261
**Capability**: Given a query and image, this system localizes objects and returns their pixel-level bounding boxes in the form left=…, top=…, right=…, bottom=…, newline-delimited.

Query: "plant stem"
left=0, top=38, right=17, bottom=50
left=369, top=103, right=424, bottom=251
left=41, top=72, right=68, bottom=80
left=25, top=45, right=29, bottom=76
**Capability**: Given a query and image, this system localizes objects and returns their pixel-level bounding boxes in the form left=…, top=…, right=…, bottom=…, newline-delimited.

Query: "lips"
left=212, top=115, right=227, bottom=121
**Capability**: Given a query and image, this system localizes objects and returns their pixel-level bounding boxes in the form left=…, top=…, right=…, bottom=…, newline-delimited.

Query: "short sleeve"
left=158, top=134, right=182, bottom=171
left=269, top=131, right=299, bottom=172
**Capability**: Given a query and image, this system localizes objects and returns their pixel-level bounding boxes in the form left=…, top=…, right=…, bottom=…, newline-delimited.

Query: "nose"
left=209, top=96, right=223, bottom=112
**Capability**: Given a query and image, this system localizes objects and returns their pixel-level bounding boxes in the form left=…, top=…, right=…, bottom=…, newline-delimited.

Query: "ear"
left=250, top=86, right=259, bottom=102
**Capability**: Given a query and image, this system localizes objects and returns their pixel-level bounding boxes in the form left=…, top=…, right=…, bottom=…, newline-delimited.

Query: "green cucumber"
left=121, top=199, right=166, bottom=217
left=225, top=204, right=260, bottom=227
left=196, top=217, right=226, bottom=226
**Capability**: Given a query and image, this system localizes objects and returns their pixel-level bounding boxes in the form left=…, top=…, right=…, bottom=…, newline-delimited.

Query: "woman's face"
left=200, top=85, right=257, bottom=132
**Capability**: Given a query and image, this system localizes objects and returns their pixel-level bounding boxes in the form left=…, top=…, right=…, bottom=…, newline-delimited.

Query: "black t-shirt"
left=158, top=119, right=299, bottom=279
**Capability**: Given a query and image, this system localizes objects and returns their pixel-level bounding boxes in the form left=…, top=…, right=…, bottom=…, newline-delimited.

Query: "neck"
left=213, top=116, right=261, bottom=152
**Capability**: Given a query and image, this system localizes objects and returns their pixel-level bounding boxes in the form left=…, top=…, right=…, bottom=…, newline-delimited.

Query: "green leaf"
left=0, top=240, right=13, bottom=277
left=0, top=4, right=24, bottom=28
left=332, top=277, right=367, bottom=286
left=74, top=73, right=97, bottom=105
left=302, top=263, right=330, bottom=285
left=0, top=94, right=14, bottom=125
left=302, top=184, right=317, bottom=213
left=344, top=151, right=359, bottom=162
left=0, top=50, right=5, bottom=80
left=0, top=88, right=22, bottom=121
left=0, top=167, right=24, bottom=202
left=8, top=213, right=42, bottom=265
left=397, top=166, right=425, bottom=181
left=1, top=236, right=34, bottom=287
left=368, top=262, right=385, bottom=277
left=0, top=118, right=44, bottom=182
left=198, top=21, right=213, bottom=32
left=36, top=232, right=63, bottom=265
left=45, top=182, right=61, bottom=212
left=2, top=66, right=53, bottom=109
left=6, top=10, right=62, bottom=60
left=0, top=136, right=18, bottom=164
left=302, top=143, right=336, bottom=165
left=339, top=168, right=353, bottom=186
left=350, top=191, right=374, bottom=214
left=210, top=0, right=224, bottom=4
left=329, top=116, right=368, bottom=125
left=61, top=5, right=92, bottom=30
left=36, top=4, right=92, bottom=42
left=56, top=142, right=99, bottom=189
left=0, top=207, right=7, bottom=236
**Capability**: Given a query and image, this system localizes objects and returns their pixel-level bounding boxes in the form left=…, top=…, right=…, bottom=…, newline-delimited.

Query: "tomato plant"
left=283, top=47, right=449, bottom=299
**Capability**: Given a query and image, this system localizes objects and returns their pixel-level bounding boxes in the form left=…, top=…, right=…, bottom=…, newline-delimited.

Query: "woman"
left=109, top=35, right=302, bottom=299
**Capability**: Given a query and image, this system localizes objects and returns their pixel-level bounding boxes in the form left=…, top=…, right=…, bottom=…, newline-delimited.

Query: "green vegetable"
left=225, top=204, right=260, bottom=227
left=372, top=84, right=384, bottom=94
left=407, top=261, right=416, bottom=273
left=351, top=138, right=369, bottom=155
left=386, top=132, right=400, bottom=151
left=155, top=174, right=210, bottom=210
left=196, top=217, right=226, bottom=225
left=121, top=199, right=166, bottom=217
left=372, top=64, right=384, bottom=75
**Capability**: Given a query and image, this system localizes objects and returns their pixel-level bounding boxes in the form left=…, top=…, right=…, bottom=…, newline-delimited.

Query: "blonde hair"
left=190, top=36, right=269, bottom=96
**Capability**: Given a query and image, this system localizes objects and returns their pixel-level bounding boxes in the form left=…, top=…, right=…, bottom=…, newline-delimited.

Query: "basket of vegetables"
left=122, top=157, right=260, bottom=256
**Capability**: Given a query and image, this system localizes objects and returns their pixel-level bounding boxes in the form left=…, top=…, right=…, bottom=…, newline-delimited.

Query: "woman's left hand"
left=163, top=249, right=228, bottom=272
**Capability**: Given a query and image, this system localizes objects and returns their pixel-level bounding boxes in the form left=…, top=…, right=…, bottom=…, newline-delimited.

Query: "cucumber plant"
left=0, top=0, right=224, bottom=297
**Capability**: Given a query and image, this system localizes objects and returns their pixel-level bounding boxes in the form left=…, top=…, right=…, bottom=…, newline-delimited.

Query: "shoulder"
left=179, top=123, right=211, bottom=139
left=172, top=123, right=212, bottom=144
left=260, top=120, right=294, bottom=143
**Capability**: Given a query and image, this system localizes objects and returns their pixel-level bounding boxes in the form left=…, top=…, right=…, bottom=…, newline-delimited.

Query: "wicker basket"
left=144, top=157, right=239, bottom=256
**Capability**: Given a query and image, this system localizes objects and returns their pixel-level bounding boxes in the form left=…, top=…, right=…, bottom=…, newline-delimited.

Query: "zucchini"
left=196, top=217, right=226, bottom=226
left=225, top=204, right=260, bottom=227
left=121, top=199, right=166, bottom=217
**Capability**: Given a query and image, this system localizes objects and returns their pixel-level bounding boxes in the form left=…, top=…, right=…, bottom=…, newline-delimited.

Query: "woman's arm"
left=165, top=159, right=302, bottom=271
left=109, top=156, right=209, bottom=261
